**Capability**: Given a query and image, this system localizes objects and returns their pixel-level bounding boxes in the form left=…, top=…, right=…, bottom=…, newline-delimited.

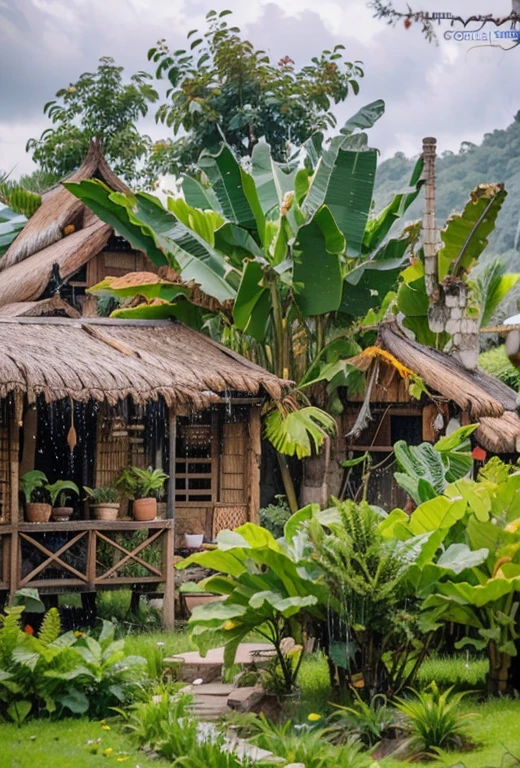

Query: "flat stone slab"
left=165, top=642, right=275, bottom=667
left=227, top=686, right=265, bottom=712
left=181, top=683, right=235, bottom=696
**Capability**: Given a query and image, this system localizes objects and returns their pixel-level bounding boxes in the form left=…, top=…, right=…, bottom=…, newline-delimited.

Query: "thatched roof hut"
left=347, top=323, right=520, bottom=454
left=0, top=316, right=285, bottom=411
left=0, top=141, right=153, bottom=313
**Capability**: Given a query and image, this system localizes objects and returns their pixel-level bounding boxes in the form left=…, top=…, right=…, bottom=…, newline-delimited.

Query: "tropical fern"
left=38, top=608, right=61, bottom=647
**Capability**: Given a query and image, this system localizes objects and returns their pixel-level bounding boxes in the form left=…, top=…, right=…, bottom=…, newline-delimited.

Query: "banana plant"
left=66, top=101, right=426, bottom=508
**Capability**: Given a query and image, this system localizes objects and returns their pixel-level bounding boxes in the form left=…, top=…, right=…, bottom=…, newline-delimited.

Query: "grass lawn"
left=0, top=718, right=171, bottom=768
left=382, top=698, right=520, bottom=768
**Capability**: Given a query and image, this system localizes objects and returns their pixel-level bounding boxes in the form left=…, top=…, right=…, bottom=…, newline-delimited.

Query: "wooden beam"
left=246, top=406, right=262, bottom=524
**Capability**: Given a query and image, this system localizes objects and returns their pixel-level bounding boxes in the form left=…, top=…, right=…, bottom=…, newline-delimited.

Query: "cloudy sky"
left=0, top=0, right=518, bottom=176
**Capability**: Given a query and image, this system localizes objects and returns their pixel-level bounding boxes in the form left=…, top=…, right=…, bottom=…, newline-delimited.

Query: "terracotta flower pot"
left=51, top=506, right=73, bottom=522
left=25, top=503, right=52, bottom=523
left=91, top=503, right=120, bottom=521
left=133, top=497, right=157, bottom=521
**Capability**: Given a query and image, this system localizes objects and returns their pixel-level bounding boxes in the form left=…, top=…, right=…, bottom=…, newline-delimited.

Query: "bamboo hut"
left=331, top=323, right=520, bottom=508
left=0, top=140, right=157, bottom=316
left=0, top=316, right=285, bottom=626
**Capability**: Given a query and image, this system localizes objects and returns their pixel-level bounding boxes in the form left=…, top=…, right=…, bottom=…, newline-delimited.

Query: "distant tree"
left=147, top=9, right=364, bottom=175
left=27, top=57, right=159, bottom=183
left=368, top=1, right=520, bottom=45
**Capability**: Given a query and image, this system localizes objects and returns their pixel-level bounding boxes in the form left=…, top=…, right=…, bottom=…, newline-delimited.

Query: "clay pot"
left=133, top=497, right=157, bottom=521
left=51, top=506, right=73, bottom=522
left=91, top=503, right=120, bottom=521
left=184, top=593, right=223, bottom=616
left=25, top=503, right=52, bottom=523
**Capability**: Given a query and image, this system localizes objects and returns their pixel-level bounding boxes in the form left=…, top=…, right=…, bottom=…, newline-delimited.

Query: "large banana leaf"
left=112, top=297, right=207, bottom=329
left=339, top=99, right=386, bottom=136
left=340, top=235, right=410, bottom=318
left=0, top=183, right=41, bottom=217
left=251, top=139, right=298, bottom=219
left=89, top=275, right=190, bottom=301
left=65, top=180, right=167, bottom=265
left=293, top=206, right=344, bottom=317
left=363, top=156, right=424, bottom=253
left=438, top=184, right=507, bottom=280
left=303, top=145, right=377, bottom=257
left=233, top=260, right=271, bottom=341
left=199, top=145, right=258, bottom=230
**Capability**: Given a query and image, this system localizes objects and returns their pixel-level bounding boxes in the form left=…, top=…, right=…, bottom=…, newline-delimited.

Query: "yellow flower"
left=308, top=713, right=321, bottom=722
left=103, top=747, right=113, bottom=756
left=102, top=724, right=111, bottom=731
left=116, top=758, right=129, bottom=763
left=223, top=620, right=239, bottom=631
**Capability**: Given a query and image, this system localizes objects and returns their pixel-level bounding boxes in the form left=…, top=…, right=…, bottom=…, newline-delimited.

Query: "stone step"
left=164, top=642, right=276, bottom=683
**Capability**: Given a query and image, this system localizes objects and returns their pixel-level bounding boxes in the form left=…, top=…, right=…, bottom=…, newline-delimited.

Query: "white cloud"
left=1, top=0, right=519, bottom=176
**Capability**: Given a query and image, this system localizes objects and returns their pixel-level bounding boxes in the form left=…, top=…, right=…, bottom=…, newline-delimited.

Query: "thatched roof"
left=0, top=140, right=129, bottom=308
left=0, top=317, right=286, bottom=411
left=348, top=323, right=520, bottom=453
left=1, top=140, right=128, bottom=272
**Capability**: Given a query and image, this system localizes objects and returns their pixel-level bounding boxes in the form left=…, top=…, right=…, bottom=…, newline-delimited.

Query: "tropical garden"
left=2, top=6, right=520, bottom=768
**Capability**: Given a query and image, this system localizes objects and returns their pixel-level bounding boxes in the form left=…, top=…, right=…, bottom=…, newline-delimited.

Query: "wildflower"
left=116, top=758, right=129, bottom=763
left=74, top=630, right=84, bottom=638
left=24, top=624, right=34, bottom=635
left=308, top=713, right=321, bottom=722
left=472, top=446, right=487, bottom=462
left=156, top=641, right=165, bottom=648
left=103, top=748, right=113, bottom=757
left=102, top=724, right=111, bottom=731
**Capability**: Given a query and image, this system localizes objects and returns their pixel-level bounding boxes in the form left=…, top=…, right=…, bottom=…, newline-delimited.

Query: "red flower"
left=472, top=446, right=487, bottom=462
left=404, top=18, right=412, bottom=29
left=24, top=624, right=34, bottom=635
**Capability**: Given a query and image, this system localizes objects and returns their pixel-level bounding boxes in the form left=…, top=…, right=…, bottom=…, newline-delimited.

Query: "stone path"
left=164, top=642, right=276, bottom=683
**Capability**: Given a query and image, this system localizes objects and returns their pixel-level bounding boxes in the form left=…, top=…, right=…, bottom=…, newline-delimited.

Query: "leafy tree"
left=26, top=57, right=159, bottom=184
left=147, top=9, right=364, bottom=174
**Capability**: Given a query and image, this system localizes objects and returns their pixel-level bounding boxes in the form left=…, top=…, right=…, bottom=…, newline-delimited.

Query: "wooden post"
left=9, top=396, right=22, bottom=598
left=163, top=408, right=176, bottom=629
left=247, top=405, right=261, bottom=524
left=422, top=137, right=439, bottom=303
left=162, top=522, right=174, bottom=630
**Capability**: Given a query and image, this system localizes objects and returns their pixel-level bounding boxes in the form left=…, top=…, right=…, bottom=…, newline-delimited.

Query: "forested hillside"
left=375, top=111, right=520, bottom=271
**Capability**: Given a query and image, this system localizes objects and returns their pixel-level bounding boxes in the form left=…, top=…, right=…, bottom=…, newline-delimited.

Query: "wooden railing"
left=1, top=520, right=174, bottom=625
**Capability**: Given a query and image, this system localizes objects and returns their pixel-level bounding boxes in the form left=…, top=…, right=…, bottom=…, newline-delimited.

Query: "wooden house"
left=319, top=323, right=520, bottom=509
left=0, top=316, right=285, bottom=626
left=0, top=140, right=157, bottom=317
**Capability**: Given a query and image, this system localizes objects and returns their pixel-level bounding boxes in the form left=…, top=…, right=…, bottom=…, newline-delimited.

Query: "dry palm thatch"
left=0, top=317, right=287, bottom=411
left=0, top=220, right=111, bottom=306
left=1, top=139, right=128, bottom=272
left=347, top=323, right=520, bottom=453
left=0, top=296, right=80, bottom=318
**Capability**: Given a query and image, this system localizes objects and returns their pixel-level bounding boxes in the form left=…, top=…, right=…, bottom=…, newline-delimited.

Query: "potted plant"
left=116, top=466, right=169, bottom=522
left=48, top=480, right=80, bottom=522
left=20, top=470, right=51, bottom=523
left=84, top=485, right=120, bottom=521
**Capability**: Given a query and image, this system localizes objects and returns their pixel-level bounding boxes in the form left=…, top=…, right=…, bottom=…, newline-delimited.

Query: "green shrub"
left=252, top=715, right=369, bottom=768
left=259, top=495, right=291, bottom=538
left=394, top=682, right=476, bottom=755
left=0, top=604, right=147, bottom=722
left=330, top=692, right=397, bottom=747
